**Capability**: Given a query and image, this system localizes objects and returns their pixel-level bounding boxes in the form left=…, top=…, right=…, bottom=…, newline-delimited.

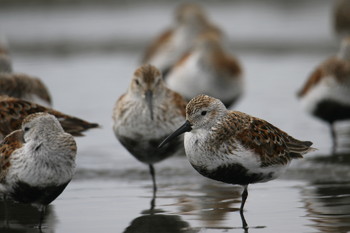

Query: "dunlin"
left=0, top=73, right=52, bottom=107
left=166, top=32, right=243, bottom=108
left=0, top=96, right=99, bottom=139
left=0, top=112, right=77, bottom=229
left=0, top=41, right=12, bottom=73
left=113, top=64, right=187, bottom=207
left=159, top=95, right=315, bottom=228
left=333, top=0, right=350, bottom=37
left=297, top=37, right=350, bottom=152
left=141, top=3, right=223, bottom=77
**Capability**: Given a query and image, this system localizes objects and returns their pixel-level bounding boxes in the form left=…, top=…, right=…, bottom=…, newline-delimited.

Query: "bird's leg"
left=2, top=194, right=9, bottom=227
left=240, top=185, right=248, bottom=229
left=149, top=164, right=157, bottom=210
left=330, top=123, right=337, bottom=154
left=38, top=205, right=46, bottom=230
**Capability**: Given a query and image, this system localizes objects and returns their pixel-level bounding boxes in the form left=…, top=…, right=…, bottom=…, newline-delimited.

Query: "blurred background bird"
left=141, top=3, right=224, bottom=78
left=0, top=73, right=52, bottom=107
left=297, top=37, right=350, bottom=153
left=333, top=0, right=350, bottom=38
left=166, top=31, right=243, bottom=108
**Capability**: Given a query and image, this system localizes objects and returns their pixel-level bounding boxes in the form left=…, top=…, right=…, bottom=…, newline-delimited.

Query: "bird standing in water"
left=297, top=37, right=350, bottom=152
left=0, top=112, right=77, bottom=229
left=113, top=64, right=187, bottom=208
left=159, top=95, right=315, bottom=229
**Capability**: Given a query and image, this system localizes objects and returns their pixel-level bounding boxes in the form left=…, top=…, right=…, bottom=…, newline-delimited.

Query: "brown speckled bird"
left=0, top=112, right=76, bottom=229
left=141, top=3, right=223, bottom=77
left=0, top=96, right=99, bottom=139
left=159, top=94, right=315, bottom=229
left=0, top=73, right=52, bottom=107
left=297, top=37, right=350, bottom=152
left=113, top=64, right=187, bottom=207
left=166, top=31, right=243, bottom=108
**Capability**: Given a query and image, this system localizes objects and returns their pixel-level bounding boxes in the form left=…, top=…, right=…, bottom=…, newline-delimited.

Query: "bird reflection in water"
left=301, top=182, right=350, bottom=233
left=0, top=199, right=56, bottom=232
left=174, top=181, right=265, bottom=232
left=123, top=209, right=191, bottom=233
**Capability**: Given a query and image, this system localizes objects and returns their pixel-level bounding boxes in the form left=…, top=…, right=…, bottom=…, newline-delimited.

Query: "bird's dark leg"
left=38, top=205, right=46, bottom=230
left=240, top=185, right=248, bottom=229
left=149, top=164, right=157, bottom=210
left=330, top=123, right=337, bottom=154
left=3, top=195, right=9, bottom=227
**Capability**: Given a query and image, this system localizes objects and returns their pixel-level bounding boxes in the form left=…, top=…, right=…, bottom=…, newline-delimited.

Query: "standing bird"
left=0, top=96, right=99, bottom=139
left=112, top=64, right=187, bottom=207
left=0, top=112, right=77, bottom=229
left=166, top=32, right=243, bottom=108
left=141, top=3, right=223, bottom=77
left=297, top=37, right=350, bottom=152
left=159, top=95, right=315, bottom=229
left=334, top=0, right=350, bottom=37
left=0, top=73, right=52, bottom=107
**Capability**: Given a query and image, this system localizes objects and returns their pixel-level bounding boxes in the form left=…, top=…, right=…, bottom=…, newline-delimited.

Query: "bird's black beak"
left=158, top=120, right=192, bottom=148
left=145, top=90, right=154, bottom=120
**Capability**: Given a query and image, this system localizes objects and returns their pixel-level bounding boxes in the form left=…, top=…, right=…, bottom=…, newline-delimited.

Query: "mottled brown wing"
left=141, top=29, right=174, bottom=63
left=223, top=112, right=313, bottom=167
left=113, top=93, right=128, bottom=120
left=0, top=129, right=24, bottom=182
left=297, top=57, right=350, bottom=97
left=0, top=96, right=99, bottom=137
left=297, top=63, right=324, bottom=98
left=170, top=91, right=187, bottom=117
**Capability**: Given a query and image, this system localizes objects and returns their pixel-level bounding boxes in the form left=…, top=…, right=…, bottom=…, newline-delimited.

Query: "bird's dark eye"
left=24, top=127, right=30, bottom=132
left=135, top=79, right=140, bottom=86
left=201, top=111, right=207, bottom=116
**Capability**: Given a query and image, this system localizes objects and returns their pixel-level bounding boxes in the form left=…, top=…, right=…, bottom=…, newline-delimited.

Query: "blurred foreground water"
left=1, top=1, right=350, bottom=232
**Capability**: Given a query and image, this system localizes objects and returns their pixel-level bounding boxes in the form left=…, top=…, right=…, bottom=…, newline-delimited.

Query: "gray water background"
left=1, top=0, right=350, bottom=232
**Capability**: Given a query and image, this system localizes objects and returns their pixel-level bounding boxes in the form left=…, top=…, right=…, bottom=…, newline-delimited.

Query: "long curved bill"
left=158, top=120, right=192, bottom=148
left=145, top=90, right=154, bottom=120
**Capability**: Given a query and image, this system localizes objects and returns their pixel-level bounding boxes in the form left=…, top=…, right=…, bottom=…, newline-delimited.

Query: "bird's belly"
left=191, top=163, right=279, bottom=185
left=10, top=181, right=69, bottom=206
left=184, top=132, right=285, bottom=185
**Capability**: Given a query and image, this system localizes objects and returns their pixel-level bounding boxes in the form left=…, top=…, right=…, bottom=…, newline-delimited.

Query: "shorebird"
left=141, top=3, right=223, bottom=77
left=0, top=73, right=52, bottom=107
left=166, top=31, right=243, bottom=108
left=113, top=64, right=187, bottom=207
left=333, top=0, right=350, bottom=37
left=0, top=96, right=99, bottom=139
left=0, top=112, right=77, bottom=229
left=159, top=94, right=315, bottom=229
left=297, top=37, right=350, bottom=152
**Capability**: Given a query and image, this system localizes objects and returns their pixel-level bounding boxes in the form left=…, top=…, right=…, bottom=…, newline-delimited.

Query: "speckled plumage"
left=159, top=95, right=315, bottom=228
left=0, top=73, right=52, bottom=106
left=166, top=32, right=243, bottom=108
left=297, top=37, right=350, bottom=151
left=113, top=64, right=187, bottom=203
left=141, top=3, right=223, bottom=77
left=0, top=96, right=99, bottom=139
left=0, top=112, right=77, bottom=228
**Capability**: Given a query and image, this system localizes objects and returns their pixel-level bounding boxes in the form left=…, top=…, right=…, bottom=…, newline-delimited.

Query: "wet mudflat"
left=1, top=1, right=350, bottom=232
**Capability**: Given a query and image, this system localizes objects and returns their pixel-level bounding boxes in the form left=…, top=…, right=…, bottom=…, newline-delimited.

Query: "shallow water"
left=1, top=1, right=350, bottom=233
